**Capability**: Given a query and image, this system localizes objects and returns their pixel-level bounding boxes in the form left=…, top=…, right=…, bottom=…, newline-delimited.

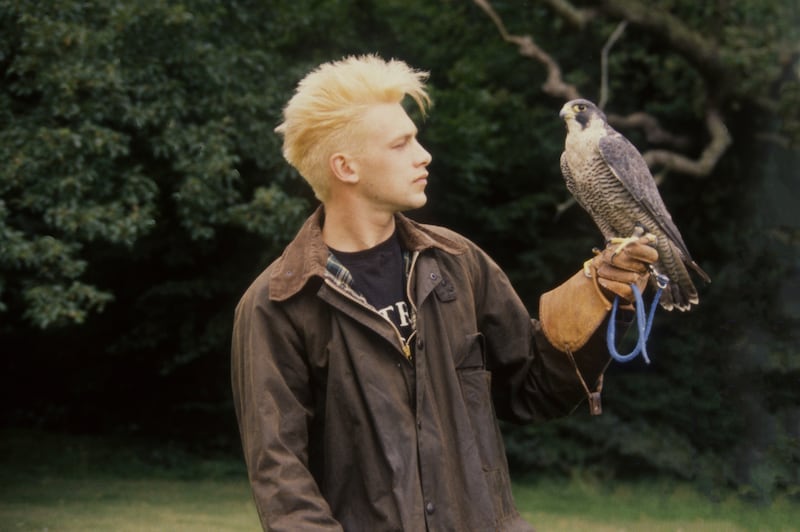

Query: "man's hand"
left=540, top=231, right=659, bottom=355
left=586, top=233, right=659, bottom=306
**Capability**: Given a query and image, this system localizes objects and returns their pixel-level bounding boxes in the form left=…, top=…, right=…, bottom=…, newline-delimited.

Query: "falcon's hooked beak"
left=559, top=103, right=574, bottom=121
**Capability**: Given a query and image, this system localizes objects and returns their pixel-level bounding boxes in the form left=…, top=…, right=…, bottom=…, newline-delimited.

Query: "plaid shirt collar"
left=324, top=247, right=412, bottom=305
left=269, top=205, right=464, bottom=302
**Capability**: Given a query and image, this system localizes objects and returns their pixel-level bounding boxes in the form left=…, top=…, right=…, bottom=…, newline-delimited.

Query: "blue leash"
left=606, top=274, right=669, bottom=364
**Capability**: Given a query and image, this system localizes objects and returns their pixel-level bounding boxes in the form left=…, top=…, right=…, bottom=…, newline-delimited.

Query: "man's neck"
left=322, top=203, right=397, bottom=252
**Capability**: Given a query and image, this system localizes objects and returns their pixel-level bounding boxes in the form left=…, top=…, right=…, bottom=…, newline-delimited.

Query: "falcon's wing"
left=597, top=133, right=694, bottom=259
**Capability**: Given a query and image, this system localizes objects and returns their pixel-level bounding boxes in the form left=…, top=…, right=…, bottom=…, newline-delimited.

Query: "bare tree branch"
left=473, top=0, right=733, bottom=183
left=756, top=132, right=792, bottom=149
left=599, top=20, right=628, bottom=109
left=598, top=0, right=726, bottom=82
left=554, top=196, right=577, bottom=218
left=607, top=112, right=691, bottom=149
left=472, top=0, right=580, bottom=101
left=540, top=0, right=595, bottom=29
left=642, top=109, right=732, bottom=177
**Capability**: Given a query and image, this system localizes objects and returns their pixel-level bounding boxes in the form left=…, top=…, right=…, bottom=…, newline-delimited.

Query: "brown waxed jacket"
left=231, top=207, right=611, bottom=531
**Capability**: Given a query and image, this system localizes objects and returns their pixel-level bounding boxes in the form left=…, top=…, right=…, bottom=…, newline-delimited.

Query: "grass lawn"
left=512, top=478, right=799, bottom=531
left=2, top=476, right=260, bottom=531
left=0, top=429, right=262, bottom=531
left=1, top=429, right=798, bottom=531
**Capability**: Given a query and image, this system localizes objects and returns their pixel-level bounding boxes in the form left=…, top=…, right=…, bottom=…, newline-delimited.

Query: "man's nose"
left=416, top=140, right=432, bottom=166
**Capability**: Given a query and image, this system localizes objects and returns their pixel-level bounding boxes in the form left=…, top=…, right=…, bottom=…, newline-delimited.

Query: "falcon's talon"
left=608, top=235, right=640, bottom=257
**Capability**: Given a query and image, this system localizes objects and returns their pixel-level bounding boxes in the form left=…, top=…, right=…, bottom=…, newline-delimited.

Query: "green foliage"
left=0, top=0, right=320, bottom=328
left=0, top=0, right=798, bottom=503
left=478, top=0, right=800, bottom=500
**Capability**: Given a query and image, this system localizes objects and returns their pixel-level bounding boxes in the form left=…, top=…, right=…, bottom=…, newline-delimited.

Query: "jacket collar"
left=269, top=205, right=465, bottom=301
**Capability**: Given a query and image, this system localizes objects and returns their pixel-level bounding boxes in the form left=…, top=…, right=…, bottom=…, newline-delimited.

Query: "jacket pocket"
left=456, top=332, right=485, bottom=370
left=454, top=333, right=517, bottom=522
left=456, top=333, right=516, bottom=519
left=458, top=367, right=503, bottom=467
left=456, top=334, right=502, bottom=467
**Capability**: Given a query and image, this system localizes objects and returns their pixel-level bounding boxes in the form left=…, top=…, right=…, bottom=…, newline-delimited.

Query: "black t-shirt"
left=330, top=232, right=413, bottom=342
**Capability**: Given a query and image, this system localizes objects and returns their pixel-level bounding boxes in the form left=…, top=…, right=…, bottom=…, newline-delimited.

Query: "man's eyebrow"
left=390, top=129, right=418, bottom=144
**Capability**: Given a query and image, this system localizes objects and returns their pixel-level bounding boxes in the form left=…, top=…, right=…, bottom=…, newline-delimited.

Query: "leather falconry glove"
left=539, top=233, right=659, bottom=354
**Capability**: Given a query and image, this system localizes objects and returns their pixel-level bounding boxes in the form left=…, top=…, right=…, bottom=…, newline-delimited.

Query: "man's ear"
left=329, top=153, right=359, bottom=185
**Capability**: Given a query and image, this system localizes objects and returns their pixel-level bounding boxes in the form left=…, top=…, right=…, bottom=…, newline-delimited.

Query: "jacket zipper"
left=403, top=251, right=421, bottom=361
left=324, top=278, right=415, bottom=362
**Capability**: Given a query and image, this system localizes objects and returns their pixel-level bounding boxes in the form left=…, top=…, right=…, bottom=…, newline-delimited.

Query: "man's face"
left=348, top=103, right=432, bottom=213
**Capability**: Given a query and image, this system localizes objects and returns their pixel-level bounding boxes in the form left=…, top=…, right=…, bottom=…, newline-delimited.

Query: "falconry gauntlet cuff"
left=539, top=268, right=611, bottom=353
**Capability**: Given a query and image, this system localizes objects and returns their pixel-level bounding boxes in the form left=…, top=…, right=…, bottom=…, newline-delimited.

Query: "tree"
left=1, top=0, right=797, bottom=499
left=0, top=1, right=323, bottom=329
left=466, top=0, right=800, bottom=499
left=0, top=0, right=349, bottom=436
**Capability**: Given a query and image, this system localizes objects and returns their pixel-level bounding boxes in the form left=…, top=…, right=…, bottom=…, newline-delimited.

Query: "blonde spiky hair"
left=275, top=54, right=431, bottom=201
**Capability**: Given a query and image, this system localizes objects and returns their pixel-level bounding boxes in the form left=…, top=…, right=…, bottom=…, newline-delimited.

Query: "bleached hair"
left=275, top=54, right=431, bottom=201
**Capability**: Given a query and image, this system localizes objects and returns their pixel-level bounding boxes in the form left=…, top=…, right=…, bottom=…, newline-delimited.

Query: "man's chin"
left=404, top=195, right=428, bottom=211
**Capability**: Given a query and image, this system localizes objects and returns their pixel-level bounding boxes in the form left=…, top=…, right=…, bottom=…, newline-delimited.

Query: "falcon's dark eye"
left=576, top=104, right=586, bottom=112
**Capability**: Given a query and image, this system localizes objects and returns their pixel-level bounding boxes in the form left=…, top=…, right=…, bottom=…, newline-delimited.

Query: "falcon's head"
left=559, top=99, right=607, bottom=132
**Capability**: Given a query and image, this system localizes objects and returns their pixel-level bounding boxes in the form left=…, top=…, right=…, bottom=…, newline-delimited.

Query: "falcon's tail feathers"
left=655, top=276, right=698, bottom=312
left=687, top=259, right=711, bottom=284
left=654, top=241, right=701, bottom=312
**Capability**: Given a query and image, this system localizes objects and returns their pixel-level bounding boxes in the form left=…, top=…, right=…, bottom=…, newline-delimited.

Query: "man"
left=231, top=55, right=657, bottom=531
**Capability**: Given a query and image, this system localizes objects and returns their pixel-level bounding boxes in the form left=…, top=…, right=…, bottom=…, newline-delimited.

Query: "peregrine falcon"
left=559, top=99, right=710, bottom=311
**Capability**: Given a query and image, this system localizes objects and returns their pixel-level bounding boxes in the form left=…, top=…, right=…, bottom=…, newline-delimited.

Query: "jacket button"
left=425, top=501, right=435, bottom=514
